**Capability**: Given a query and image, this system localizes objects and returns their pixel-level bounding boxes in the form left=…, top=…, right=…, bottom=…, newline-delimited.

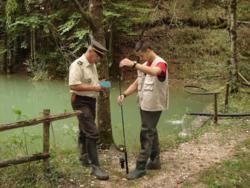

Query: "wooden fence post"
left=224, top=83, right=230, bottom=112
left=0, top=110, right=81, bottom=169
left=43, top=109, right=50, bottom=170
left=214, top=93, right=218, bottom=124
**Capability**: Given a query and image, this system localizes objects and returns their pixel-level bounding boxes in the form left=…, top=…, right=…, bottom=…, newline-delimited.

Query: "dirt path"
left=139, top=130, right=249, bottom=188
left=89, top=125, right=249, bottom=188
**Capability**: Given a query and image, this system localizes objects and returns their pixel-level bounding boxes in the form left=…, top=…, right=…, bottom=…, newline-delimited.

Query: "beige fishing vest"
left=137, top=56, right=169, bottom=111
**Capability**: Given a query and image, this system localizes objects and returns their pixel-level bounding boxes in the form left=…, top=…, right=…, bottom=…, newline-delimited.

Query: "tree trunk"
left=6, top=35, right=13, bottom=74
left=30, top=28, right=36, bottom=67
left=3, top=33, right=8, bottom=73
left=89, top=0, right=112, bottom=147
left=229, top=0, right=238, bottom=93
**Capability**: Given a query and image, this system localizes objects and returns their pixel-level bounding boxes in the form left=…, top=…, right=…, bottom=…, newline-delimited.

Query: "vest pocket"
left=144, top=80, right=154, bottom=91
left=138, top=77, right=145, bottom=91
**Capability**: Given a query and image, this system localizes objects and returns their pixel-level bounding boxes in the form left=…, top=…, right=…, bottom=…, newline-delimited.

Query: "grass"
left=182, top=90, right=250, bottom=188
left=199, top=138, right=250, bottom=188
left=0, top=149, right=89, bottom=188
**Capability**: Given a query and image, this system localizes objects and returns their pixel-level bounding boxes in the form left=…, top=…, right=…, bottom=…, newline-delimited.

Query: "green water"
left=0, top=75, right=212, bottom=158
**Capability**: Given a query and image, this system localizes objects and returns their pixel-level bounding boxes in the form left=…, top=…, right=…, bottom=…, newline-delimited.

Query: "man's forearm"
left=134, top=63, right=161, bottom=76
left=70, top=84, right=101, bottom=92
left=123, top=80, right=138, bottom=97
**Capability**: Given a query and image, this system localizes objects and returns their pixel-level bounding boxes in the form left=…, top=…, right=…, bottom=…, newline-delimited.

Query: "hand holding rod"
left=118, top=71, right=129, bottom=174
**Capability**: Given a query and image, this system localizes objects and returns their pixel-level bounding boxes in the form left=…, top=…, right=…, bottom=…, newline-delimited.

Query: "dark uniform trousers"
left=71, top=94, right=100, bottom=166
left=138, top=109, right=162, bottom=162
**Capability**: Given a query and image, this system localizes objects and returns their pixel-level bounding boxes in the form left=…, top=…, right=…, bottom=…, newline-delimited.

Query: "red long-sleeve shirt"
left=146, top=61, right=167, bottom=81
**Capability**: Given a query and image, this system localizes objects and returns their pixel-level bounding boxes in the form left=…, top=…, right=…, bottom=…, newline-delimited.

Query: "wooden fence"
left=184, top=85, right=221, bottom=123
left=0, top=109, right=81, bottom=168
left=185, top=82, right=250, bottom=123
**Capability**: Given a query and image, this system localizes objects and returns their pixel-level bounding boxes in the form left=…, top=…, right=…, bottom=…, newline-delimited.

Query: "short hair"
left=135, top=40, right=152, bottom=52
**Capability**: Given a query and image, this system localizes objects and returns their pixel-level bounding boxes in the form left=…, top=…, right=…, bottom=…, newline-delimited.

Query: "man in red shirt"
left=117, top=40, right=169, bottom=180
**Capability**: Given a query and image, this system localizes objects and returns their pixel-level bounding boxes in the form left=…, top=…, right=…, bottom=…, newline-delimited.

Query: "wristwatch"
left=132, top=61, right=137, bottom=68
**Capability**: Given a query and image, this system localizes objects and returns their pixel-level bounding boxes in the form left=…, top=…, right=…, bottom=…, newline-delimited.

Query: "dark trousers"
left=138, top=109, right=162, bottom=162
left=71, top=94, right=100, bottom=166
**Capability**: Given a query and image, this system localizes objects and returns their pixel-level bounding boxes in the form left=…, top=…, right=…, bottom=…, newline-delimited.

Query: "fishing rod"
left=118, top=71, right=129, bottom=174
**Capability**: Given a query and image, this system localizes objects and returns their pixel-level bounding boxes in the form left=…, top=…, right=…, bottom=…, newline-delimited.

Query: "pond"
left=0, top=75, right=212, bottom=159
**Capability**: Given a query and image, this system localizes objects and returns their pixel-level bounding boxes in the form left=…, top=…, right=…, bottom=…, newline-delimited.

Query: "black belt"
left=75, top=95, right=96, bottom=102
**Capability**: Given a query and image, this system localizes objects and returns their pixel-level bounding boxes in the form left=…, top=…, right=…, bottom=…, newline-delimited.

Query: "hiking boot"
left=78, top=136, right=89, bottom=166
left=146, top=156, right=161, bottom=170
left=127, top=161, right=146, bottom=180
left=91, top=165, right=109, bottom=180
left=79, top=154, right=90, bottom=167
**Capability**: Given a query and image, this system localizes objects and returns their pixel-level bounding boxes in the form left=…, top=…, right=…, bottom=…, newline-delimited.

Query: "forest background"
left=0, top=0, right=249, bottom=81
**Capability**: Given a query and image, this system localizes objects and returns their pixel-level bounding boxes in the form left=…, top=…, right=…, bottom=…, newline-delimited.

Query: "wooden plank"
left=214, top=93, right=218, bottom=124
left=238, top=72, right=250, bottom=86
left=0, top=111, right=81, bottom=132
left=0, top=153, right=49, bottom=168
left=187, top=112, right=250, bottom=117
left=43, top=109, right=50, bottom=169
left=224, top=83, right=230, bottom=112
left=184, top=85, right=221, bottom=95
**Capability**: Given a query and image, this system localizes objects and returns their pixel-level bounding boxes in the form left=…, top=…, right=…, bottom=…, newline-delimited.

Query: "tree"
left=89, top=0, right=112, bottom=147
left=74, top=0, right=112, bottom=147
left=229, top=0, right=239, bottom=93
left=4, top=0, right=18, bottom=74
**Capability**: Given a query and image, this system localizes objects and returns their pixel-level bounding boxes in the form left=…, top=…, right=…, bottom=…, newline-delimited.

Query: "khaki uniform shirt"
left=69, top=54, right=99, bottom=98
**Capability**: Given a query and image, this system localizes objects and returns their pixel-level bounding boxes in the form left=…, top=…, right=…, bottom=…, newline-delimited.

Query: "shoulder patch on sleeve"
left=77, top=61, right=83, bottom=65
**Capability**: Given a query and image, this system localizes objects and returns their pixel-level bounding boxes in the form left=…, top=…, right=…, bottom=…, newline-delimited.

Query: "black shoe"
left=146, top=156, right=161, bottom=170
left=79, top=154, right=90, bottom=167
left=91, top=165, right=109, bottom=180
left=127, top=169, right=146, bottom=180
left=127, top=161, right=146, bottom=180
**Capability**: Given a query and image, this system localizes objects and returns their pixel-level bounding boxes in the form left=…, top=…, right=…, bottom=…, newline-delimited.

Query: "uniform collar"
left=79, top=54, right=93, bottom=67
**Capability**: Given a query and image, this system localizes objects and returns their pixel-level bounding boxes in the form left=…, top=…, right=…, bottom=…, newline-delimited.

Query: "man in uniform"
left=69, top=37, right=109, bottom=180
left=117, top=40, right=169, bottom=180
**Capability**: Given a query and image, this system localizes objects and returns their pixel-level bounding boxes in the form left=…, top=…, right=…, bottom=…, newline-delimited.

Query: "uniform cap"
left=88, top=35, right=108, bottom=57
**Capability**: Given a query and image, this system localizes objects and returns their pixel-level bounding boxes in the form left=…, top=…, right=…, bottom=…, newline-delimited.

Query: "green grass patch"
left=200, top=138, right=250, bottom=188
left=238, top=0, right=250, bottom=20
left=0, top=148, right=89, bottom=188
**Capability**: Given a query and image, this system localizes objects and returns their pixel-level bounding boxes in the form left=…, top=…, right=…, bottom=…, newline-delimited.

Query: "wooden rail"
left=238, top=72, right=250, bottom=86
left=0, top=111, right=81, bottom=132
left=0, top=110, right=81, bottom=169
left=185, top=82, right=249, bottom=123
left=0, top=153, right=49, bottom=168
left=184, top=85, right=221, bottom=123
left=187, top=112, right=250, bottom=117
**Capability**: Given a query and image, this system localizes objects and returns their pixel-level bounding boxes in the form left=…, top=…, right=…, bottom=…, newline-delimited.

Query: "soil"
left=80, top=119, right=250, bottom=188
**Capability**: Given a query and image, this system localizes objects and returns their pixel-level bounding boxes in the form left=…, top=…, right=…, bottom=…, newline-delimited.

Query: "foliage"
left=57, top=13, right=81, bottom=35
left=25, top=51, right=64, bottom=80
left=9, top=14, right=47, bottom=32
left=24, top=0, right=31, bottom=12
left=0, top=0, right=249, bottom=81
left=57, top=12, right=89, bottom=55
left=0, top=148, right=86, bottom=188
left=5, top=0, right=18, bottom=27
left=238, top=0, right=250, bottom=20
left=0, top=16, right=5, bottom=31
left=104, top=0, right=152, bottom=35
left=68, top=29, right=89, bottom=53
